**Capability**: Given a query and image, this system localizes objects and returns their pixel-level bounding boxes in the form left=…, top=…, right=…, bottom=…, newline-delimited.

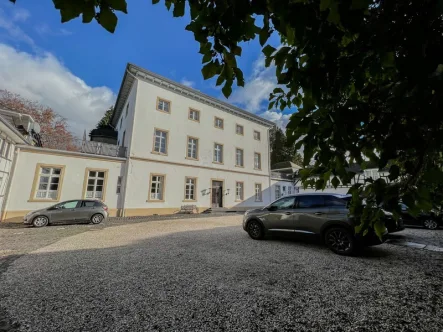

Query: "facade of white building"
left=1, top=64, right=275, bottom=222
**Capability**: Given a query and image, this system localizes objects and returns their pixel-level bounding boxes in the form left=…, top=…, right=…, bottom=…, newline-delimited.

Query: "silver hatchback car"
left=243, top=193, right=388, bottom=255
left=24, top=199, right=109, bottom=227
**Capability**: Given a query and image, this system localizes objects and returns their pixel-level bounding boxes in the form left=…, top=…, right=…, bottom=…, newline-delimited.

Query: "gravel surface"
left=0, top=216, right=442, bottom=332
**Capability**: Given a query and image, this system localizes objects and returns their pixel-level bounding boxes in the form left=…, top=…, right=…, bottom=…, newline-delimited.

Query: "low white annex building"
left=1, top=64, right=275, bottom=222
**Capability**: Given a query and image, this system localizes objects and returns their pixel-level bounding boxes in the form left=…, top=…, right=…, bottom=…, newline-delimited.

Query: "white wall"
left=123, top=159, right=271, bottom=214
left=0, top=137, right=15, bottom=211
left=116, top=81, right=138, bottom=150
left=129, top=79, right=270, bottom=175
left=5, top=149, right=125, bottom=220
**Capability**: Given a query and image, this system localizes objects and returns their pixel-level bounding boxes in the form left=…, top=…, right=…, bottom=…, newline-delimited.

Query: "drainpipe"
left=1, top=146, right=20, bottom=222
left=267, top=127, right=272, bottom=205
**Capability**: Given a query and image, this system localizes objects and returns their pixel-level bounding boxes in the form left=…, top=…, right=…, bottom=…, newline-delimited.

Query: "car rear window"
left=325, top=196, right=347, bottom=207
left=82, top=201, right=96, bottom=207
left=297, top=195, right=324, bottom=208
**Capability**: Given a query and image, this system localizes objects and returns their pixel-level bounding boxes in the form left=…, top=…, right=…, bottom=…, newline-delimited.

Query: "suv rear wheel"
left=423, top=219, right=438, bottom=230
left=247, top=220, right=264, bottom=240
left=324, top=227, right=355, bottom=255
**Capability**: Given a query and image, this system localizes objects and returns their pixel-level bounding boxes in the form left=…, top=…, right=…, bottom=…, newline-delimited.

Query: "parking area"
left=0, top=215, right=442, bottom=332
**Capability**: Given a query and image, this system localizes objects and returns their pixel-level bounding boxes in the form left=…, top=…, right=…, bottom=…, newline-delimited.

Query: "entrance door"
left=211, top=181, right=223, bottom=208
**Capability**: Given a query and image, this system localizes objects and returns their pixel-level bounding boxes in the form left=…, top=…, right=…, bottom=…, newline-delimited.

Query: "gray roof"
left=111, top=63, right=276, bottom=128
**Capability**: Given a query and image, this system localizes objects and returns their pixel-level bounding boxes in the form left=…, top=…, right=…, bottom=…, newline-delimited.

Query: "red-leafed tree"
left=0, top=90, right=77, bottom=150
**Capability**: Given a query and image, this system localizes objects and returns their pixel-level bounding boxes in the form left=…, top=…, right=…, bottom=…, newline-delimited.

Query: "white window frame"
left=85, top=170, right=106, bottom=199
left=35, top=166, right=63, bottom=200
left=157, top=97, right=171, bottom=113
left=189, top=109, right=200, bottom=122
left=275, top=185, right=281, bottom=200
left=184, top=177, right=197, bottom=201
left=187, top=136, right=199, bottom=160
left=288, top=186, right=292, bottom=195
left=255, top=183, right=262, bottom=202
left=116, top=176, right=123, bottom=194
left=235, top=148, right=244, bottom=167
left=235, top=182, right=244, bottom=201
left=214, top=117, right=224, bottom=129
left=236, top=124, right=244, bottom=135
left=254, top=152, right=262, bottom=170
left=125, top=103, right=129, bottom=118
left=214, top=143, right=223, bottom=163
left=153, top=129, right=168, bottom=155
left=254, top=130, right=261, bottom=141
left=149, top=174, right=165, bottom=201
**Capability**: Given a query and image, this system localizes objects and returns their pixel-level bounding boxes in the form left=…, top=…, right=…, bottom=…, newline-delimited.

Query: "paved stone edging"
left=386, top=239, right=443, bottom=252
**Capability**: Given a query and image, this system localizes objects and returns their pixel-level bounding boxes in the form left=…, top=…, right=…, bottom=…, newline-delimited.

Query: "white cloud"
left=0, top=43, right=115, bottom=137
left=261, top=110, right=291, bottom=129
left=35, top=24, right=73, bottom=36
left=180, top=78, right=195, bottom=88
left=0, top=8, right=35, bottom=48
left=12, top=8, right=30, bottom=22
left=230, top=56, right=276, bottom=113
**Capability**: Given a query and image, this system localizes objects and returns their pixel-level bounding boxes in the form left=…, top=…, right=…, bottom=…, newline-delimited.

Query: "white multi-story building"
left=112, top=64, right=274, bottom=216
left=1, top=64, right=275, bottom=222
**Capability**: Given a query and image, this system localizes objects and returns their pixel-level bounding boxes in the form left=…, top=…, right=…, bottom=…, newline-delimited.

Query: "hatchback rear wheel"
left=325, top=227, right=355, bottom=255
left=423, top=219, right=438, bottom=230
left=90, top=214, right=104, bottom=225
left=247, top=220, right=264, bottom=240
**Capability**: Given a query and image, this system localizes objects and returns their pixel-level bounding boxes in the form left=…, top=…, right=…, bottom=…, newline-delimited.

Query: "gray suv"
left=24, top=199, right=109, bottom=227
left=242, top=193, right=388, bottom=255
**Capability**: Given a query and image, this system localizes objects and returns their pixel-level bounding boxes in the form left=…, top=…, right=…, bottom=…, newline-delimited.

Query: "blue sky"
left=0, top=0, right=292, bottom=136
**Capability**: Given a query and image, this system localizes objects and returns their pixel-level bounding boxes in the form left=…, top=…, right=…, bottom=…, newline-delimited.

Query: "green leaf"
left=381, top=52, right=395, bottom=68
left=201, top=62, right=218, bottom=80
left=233, top=68, right=245, bottom=87
left=216, top=71, right=225, bottom=86
left=259, top=27, right=269, bottom=46
left=331, top=176, right=340, bottom=188
left=327, top=5, right=341, bottom=25
left=53, top=0, right=83, bottom=23
left=388, top=165, right=399, bottom=181
left=262, top=45, right=276, bottom=57
left=232, top=46, right=242, bottom=56
left=222, top=82, right=232, bottom=98
left=98, top=6, right=118, bottom=33
left=152, top=0, right=160, bottom=3
left=106, top=0, right=128, bottom=13
left=202, top=52, right=212, bottom=64
left=82, top=2, right=96, bottom=23
left=374, top=220, right=386, bottom=240
left=173, top=1, right=185, bottom=17
left=351, top=0, right=370, bottom=10
left=320, top=0, right=331, bottom=11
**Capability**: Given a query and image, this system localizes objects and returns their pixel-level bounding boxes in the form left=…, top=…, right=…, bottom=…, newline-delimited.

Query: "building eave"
left=111, top=63, right=276, bottom=128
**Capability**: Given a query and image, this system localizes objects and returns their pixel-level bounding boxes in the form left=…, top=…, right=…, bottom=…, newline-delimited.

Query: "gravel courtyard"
left=0, top=216, right=442, bottom=332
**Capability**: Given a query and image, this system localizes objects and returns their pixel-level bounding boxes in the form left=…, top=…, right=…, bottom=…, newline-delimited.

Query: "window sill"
left=235, top=165, right=244, bottom=168
left=212, top=161, right=224, bottom=165
left=28, top=199, right=60, bottom=203
left=254, top=139, right=261, bottom=141
left=151, top=151, right=168, bottom=156
left=254, top=168, right=262, bottom=171
left=146, top=199, right=165, bottom=202
left=214, top=126, right=224, bottom=130
left=235, top=199, right=244, bottom=202
left=156, top=109, right=171, bottom=114
left=188, top=119, right=200, bottom=123
left=255, top=200, right=263, bottom=202
left=185, top=157, right=199, bottom=161
left=182, top=199, right=197, bottom=202
left=236, top=133, right=244, bottom=136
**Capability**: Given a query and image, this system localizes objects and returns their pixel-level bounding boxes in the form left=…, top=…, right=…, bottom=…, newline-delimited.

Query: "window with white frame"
left=254, top=130, right=261, bottom=141
left=236, top=124, right=244, bottom=135
left=235, top=148, right=244, bottom=167
left=214, top=143, right=223, bottom=163
left=185, top=177, right=196, bottom=200
left=35, top=167, right=62, bottom=200
left=119, top=118, right=122, bottom=130
left=282, top=186, right=287, bottom=196
left=189, top=109, right=200, bottom=122
left=214, top=117, right=224, bottom=129
left=275, top=185, right=281, bottom=200
left=116, top=176, right=123, bottom=194
left=187, top=137, right=199, bottom=159
left=154, top=129, right=168, bottom=154
left=0, top=139, right=5, bottom=157
left=86, top=170, right=106, bottom=199
left=364, top=169, right=379, bottom=180
left=254, top=152, right=262, bottom=169
left=236, top=182, right=244, bottom=201
left=288, top=186, right=292, bottom=195
left=5, top=142, right=11, bottom=159
left=255, top=183, right=262, bottom=201
left=157, top=98, right=170, bottom=113
left=150, top=175, right=165, bottom=200
left=125, top=103, right=129, bottom=117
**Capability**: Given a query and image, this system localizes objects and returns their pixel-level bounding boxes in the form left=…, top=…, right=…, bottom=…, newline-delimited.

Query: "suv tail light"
left=103, top=205, right=108, bottom=211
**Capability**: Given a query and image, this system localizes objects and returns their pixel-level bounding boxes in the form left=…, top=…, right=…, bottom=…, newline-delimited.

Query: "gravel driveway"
left=0, top=216, right=442, bottom=332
